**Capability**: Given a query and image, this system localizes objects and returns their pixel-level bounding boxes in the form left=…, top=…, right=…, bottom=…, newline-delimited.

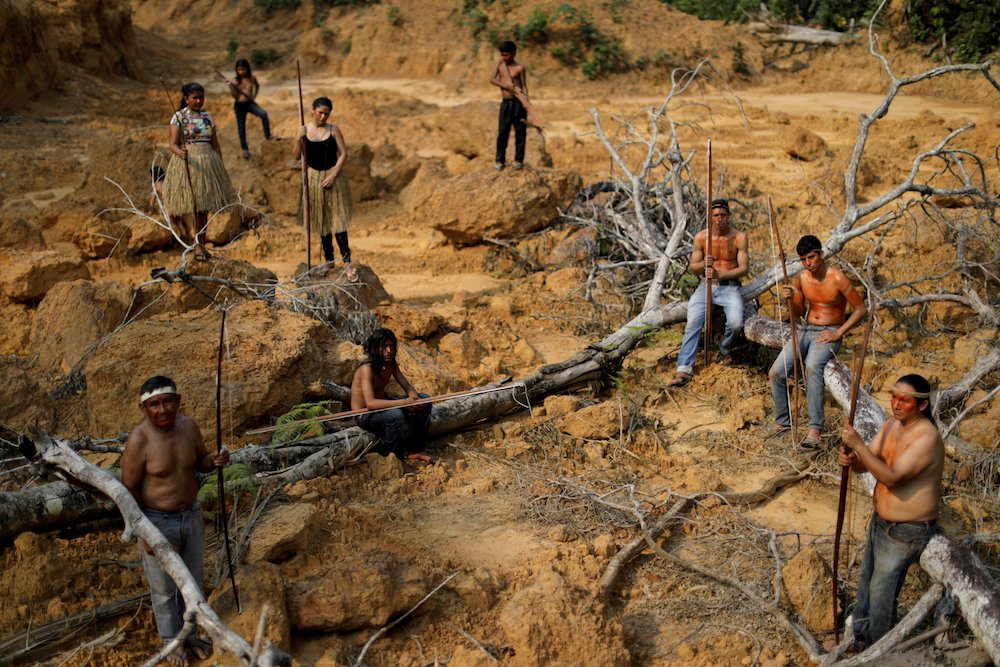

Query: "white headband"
left=140, top=386, right=177, bottom=403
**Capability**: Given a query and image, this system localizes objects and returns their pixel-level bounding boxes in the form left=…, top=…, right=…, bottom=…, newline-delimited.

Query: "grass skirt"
left=298, top=167, right=353, bottom=235
left=163, top=143, right=236, bottom=216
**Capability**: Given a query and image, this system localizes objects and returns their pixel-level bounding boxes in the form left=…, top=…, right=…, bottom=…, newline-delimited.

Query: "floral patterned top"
left=169, top=109, right=216, bottom=144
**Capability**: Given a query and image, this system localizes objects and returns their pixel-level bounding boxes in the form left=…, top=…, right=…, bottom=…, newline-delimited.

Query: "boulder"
left=286, top=551, right=433, bottom=632
left=73, top=217, right=125, bottom=259
left=0, top=358, right=56, bottom=431
left=558, top=400, right=620, bottom=440
left=211, top=561, right=291, bottom=651
left=345, top=142, right=379, bottom=202
left=0, top=249, right=88, bottom=304
left=437, top=101, right=496, bottom=159
left=782, top=126, right=829, bottom=161
left=543, top=395, right=581, bottom=418
left=0, top=303, right=32, bottom=356
left=125, top=216, right=173, bottom=254
left=31, top=279, right=135, bottom=373
left=247, top=503, right=323, bottom=564
left=203, top=208, right=245, bottom=246
left=0, top=218, right=46, bottom=250
left=439, top=331, right=486, bottom=368
left=399, top=159, right=448, bottom=211
left=136, top=257, right=278, bottom=317
left=418, top=169, right=581, bottom=246
left=81, top=300, right=335, bottom=438
left=373, top=303, right=444, bottom=340
left=781, top=546, right=835, bottom=633
left=499, top=565, right=631, bottom=667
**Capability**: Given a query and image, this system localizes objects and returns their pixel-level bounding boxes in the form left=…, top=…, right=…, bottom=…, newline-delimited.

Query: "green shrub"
left=908, top=0, right=1000, bottom=61
left=731, top=40, right=750, bottom=75
left=226, top=37, right=239, bottom=61
left=386, top=5, right=402, bottom=25
left=582, top=38, right=629, bottom=79
left=254, top=0, right=300, bottom=11
left=250, top=48, right=280, bottom=68
left=514, top=6, right=550, bottom=46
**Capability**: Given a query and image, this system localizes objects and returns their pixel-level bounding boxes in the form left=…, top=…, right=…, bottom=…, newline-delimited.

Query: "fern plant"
left=272, top=400, right=340, bottom=445
left=198, top=463, right=256, bottom=509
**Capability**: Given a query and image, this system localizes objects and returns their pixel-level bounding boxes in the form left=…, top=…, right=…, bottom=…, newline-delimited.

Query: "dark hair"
left=796, top=235, right=823, bottom=256
left=151, top=165, right=166, bottom=183
left=140, top=375, right=177, bottom=397
left=365, top=328, right=398, bottom=375
left=234, top=58, right=253, bottom=81
left=710, top=198, right=730, bottom=212
left=499, top=40, right=517, bottom=54
left=312, top=96, right=333, bottom=110
left=178, top=82, right=205, bottom=109
left=896, top=374, right=935, bottom=425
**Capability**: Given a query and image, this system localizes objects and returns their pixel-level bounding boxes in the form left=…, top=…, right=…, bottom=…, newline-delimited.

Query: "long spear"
left=832, top=309, right=875, bottom=641
left=215, top=309, right=240, bottom=613
left=296, top=59, right=312, bottom=271
left=767, top=197, right=803, bottom=444
left=245, top=383, right=529, bottom=436
left=703, top=140, right=713, bottom=367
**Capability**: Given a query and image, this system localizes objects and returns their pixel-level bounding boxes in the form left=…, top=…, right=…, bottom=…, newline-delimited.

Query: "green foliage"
left=731, top=40, right=750, bottom=76
left=582, top=38, right=629, bottom=80
left=271, top=401, right=339, bottom=445
left=661, top=0, right=881, bottom=29
left=609, top=0, right=627, bottom=24
left=907, top=0, right=1000, bottom=62
left=250, top=48, right=280, bottom=68
left=386, top=5, right=402, bottom=25
left=254, top=0, right=300, bottom=11
left=226, top=37, right=239, bottom=61
left=514, top=7, right=550, bottom=46
left=197, top=464, right=256, bottom=507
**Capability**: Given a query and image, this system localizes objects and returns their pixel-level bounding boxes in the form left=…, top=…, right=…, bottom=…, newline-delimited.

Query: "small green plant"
left=226, top=37, right=239, bottom=61
left=609, top=0, right=626, bottom=23
left=254, top=0, right=300, bottom=11
left=514, top=6, right=550, bottom=46
left=197, top=463, right=256, bottom=508
left=272, top=400, right=340, bottom=445
left=386, top=5, right=402, bottom=26
left=581, top=38, right=629, bottom=80
left=731, top=40, right=750, bottom=76
left=250, top=48, right=280, bottom=68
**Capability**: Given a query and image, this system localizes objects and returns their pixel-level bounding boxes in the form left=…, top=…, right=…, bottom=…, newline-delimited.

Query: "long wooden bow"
left=703, top=140, right=714, bottom=367
left=296, top=58, right=312, bottom=271
left=832, top=310, right=875, bottom=640
left=767, top=197, right=803, bottom=444
left=215, top=309, right=240, bottom=612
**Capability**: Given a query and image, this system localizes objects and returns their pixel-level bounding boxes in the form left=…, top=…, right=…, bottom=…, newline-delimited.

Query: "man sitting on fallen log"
left=122, top=376, right=230, bottom=667
left=352, top=328, right=434, bottom=464
left=669, top=198, right=750, bottom=387
left=840, top=373, right=944, bottom=648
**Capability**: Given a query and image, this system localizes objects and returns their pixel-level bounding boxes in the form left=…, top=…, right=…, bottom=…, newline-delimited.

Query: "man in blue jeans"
left=768, top=235, right=867, bottom=448
left=669, top=198, right=749, bottom=387
left=840, top=373, right=943, bottom=647
left=122, top=376, right=230, bottom=666
left=351, top=328, right=433, bottom=463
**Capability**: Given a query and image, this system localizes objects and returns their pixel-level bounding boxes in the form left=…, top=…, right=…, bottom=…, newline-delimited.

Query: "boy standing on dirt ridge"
left=768, top=235, right=867, bottom=448
left=489, top=40, right=529, bottom=171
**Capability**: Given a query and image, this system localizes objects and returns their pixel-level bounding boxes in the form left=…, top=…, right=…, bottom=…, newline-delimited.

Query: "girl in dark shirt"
left=292, top=96, right=356, bottom=280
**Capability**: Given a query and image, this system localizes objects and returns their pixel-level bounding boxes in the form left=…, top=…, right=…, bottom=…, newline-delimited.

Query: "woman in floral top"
left=164, top=82, right=236, bottom=261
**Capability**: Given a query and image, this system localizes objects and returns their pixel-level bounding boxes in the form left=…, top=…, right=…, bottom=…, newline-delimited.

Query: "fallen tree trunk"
left=747, top=22, right=854, bottom=46
left=29, top=433, right=290, bottom=667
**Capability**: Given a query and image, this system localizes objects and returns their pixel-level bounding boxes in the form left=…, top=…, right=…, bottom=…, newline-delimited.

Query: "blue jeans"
left=676, top=282, right=744, bottom=374
left=768, top=324, right=841, bottom=431
left=140, top=502, right=205, bottom=642
left=853, top=515, right=937, bottom=646
left=234, top=101, right=271, bottom=151
left=356, top=394, right=432, bottom=457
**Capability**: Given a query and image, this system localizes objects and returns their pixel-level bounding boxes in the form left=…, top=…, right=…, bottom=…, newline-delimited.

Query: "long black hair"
left=234, top=58, right=253, bottom=82
left=365, top=328, right=398, bottom=375
left=896, top=373, right=935, bottom=425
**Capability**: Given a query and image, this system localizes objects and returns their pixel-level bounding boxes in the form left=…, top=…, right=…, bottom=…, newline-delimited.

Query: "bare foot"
left=186, top=637, right=212, bottom=661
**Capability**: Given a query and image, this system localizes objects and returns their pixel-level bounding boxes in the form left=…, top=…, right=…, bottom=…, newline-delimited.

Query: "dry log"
left=29, top=433, right=290, bottom=667
left=748, top=22, right=854, bottom=46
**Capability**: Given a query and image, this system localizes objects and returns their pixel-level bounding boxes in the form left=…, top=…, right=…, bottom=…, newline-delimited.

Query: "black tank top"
left=304, top=133, right=338, bottom=171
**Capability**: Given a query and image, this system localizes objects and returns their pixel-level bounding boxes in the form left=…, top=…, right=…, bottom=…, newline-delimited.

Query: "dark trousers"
left=234, top=101, right=271, bottom=151
left=321, top=232, right=351, bottom=263
left=496, top=98, right=527, bottom=164
left=356, top=394, right=432, bottom=458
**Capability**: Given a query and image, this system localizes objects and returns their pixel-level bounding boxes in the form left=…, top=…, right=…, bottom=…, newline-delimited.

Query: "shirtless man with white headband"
left=122, top=375, right=229, bottom=666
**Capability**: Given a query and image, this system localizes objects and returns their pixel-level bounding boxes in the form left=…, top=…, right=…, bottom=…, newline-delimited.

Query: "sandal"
left=765, top=423, right=790, bottom=439
left=185, top=637, right=212, bottom=661
left=345, top=263, right=359, bottom=282
left=668, top=373, right=692, bottom=388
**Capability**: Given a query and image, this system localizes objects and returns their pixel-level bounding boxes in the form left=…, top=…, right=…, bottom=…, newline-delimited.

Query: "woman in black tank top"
left=293, top=96, right=357, bottom=280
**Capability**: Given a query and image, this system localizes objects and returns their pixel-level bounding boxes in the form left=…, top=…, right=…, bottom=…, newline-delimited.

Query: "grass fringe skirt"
left=297, top=167, right=353, bottom=235
left=164, top=143, right=236, bottom=216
